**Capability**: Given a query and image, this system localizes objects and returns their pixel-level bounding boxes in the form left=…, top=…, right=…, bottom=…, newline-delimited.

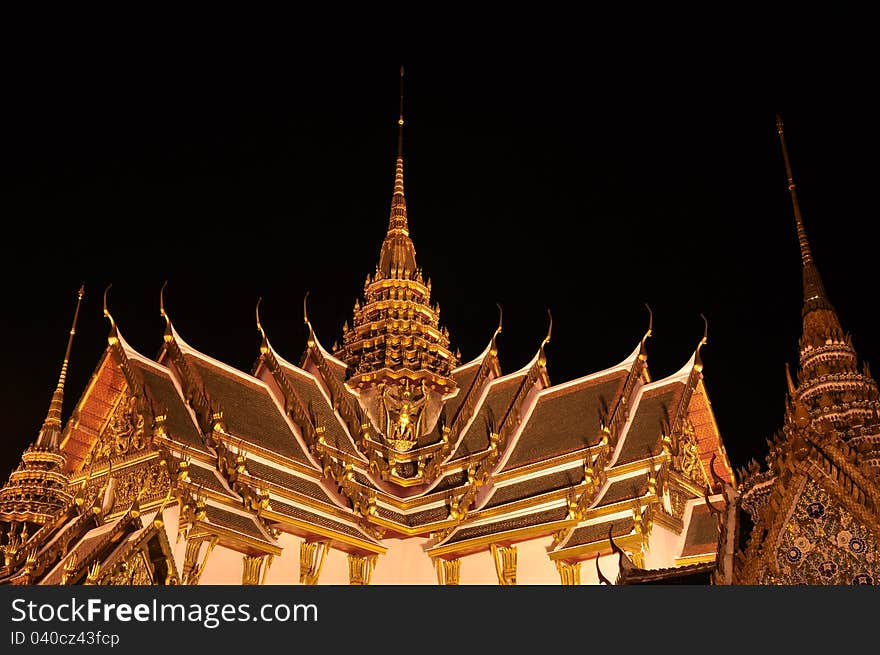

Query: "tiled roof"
left=375, top=505, right=449, bottom=527
left=445, top=364, right=482, bottom=424
left=266, top=499, right=373, bottom=541
left=191, top=360, right=309, bottom=463
left=450, top=374, right=525, bottom=461
left=563, top=517, right=635, bottom=548
left=596, top=474, right=649, bottom=507
left=136, top=362, right=209, bottom=454
left=204, top=504, right=271, bottom=542
left=444, top=507, right=569, bottom=544
left=280, top=364, right=360, bottom=457
left=681, top=504, right=719, bottom=557
left=481, top=466, right=583, bottom=509
left=243, top=459, right=336, bottom=506
left=501, top=372, right=628, bottom=471
left=615, top=383, right=684, bottom=465
left=185, top=464, right=236, bottom=498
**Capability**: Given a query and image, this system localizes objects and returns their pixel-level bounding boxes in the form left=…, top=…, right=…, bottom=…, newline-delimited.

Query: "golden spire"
left=36, top=285, right=84, bottom=449
left=776, top=114, right=829, bottom=308
left=378, top=65, right=417, bottom=277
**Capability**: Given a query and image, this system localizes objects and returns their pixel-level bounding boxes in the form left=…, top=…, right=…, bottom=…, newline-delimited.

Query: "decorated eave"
left=428, top=331, right=734, bottom=562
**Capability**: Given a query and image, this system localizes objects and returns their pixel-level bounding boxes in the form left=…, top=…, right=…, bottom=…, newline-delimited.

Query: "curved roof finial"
left=303, top=291, right=315, bottom=348
left=256, top=297, right=269, bottom=355
left=639, top=303, right=653, bottom=361
left=694, top=313, right=708, bottom=372
left=488, top=303, right=503, bottom=357
left=537, top=309, right=553, bottom=368
left=608, top=523, right=635, bottom=576
left=103, top=284, right=118, bottom=345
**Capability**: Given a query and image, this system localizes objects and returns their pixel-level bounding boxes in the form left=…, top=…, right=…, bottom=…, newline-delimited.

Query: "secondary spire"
left=776, top=114, right=828, bottom=308
left=36, top=285, right=85, bottom=449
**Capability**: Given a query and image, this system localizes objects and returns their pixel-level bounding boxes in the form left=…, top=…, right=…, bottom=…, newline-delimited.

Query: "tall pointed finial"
left=256, top=297, right=270, bottom=355
left=776, top=115, right=829, bottom=307
left=37, top=285, right=85, bottom=448
left=398, top=65, right=405, bottom=158
left=776, top=114, right=813, bottom=266
left=103, top=283, right=117, bottom=345
left=537, top=309, right=553, bottom=368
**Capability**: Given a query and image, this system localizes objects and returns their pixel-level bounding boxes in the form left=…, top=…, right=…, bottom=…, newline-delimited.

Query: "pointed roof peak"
left=36, top=285, right=84, bottom=449
left=379, top=66, right=416, bottom=277
left=776, top=114, right=830, bottom=309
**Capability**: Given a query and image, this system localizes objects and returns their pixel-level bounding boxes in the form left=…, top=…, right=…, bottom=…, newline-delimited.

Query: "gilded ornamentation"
left=434, top=557, right=460, bottom=585
left=242, top=554, right=266, bottom=585
left=299, top=540, right=329, bottom=585
left=555, top=560, right=581, bottom=585
left=347, top=553, right=377, bottom=585
left=181, top=537, right=217, bottom=585
left=104, top=550, right=153, bottom=585
left=490, top=543, right=517, bottom=585
left=83, top=391, right=148, bottom=467
left=380, top=379, right=428, bottom=450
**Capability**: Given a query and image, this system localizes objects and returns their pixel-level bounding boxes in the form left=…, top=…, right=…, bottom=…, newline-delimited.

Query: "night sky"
left=3, top=33, right=879, bottom=484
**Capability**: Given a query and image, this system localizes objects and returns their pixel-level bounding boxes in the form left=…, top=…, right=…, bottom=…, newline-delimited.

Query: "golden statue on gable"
left=380, top=379, right=428, bottom=451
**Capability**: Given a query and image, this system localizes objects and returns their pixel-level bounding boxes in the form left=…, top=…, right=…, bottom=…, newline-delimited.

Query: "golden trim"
left=347, top=553, right=377, bottom=585
left=428, top=517, right=572, bottom=558
left=674, top=553, right=717, bottom=567
left=260, top=508, right=386, bottom=554
left=548, top=533, right=643, bottom=561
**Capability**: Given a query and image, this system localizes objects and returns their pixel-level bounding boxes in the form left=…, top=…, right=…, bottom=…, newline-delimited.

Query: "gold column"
left=181, top=537, right=217, bottom=585
left=60, top=552, right=78, bottom=585
left=347, top=553, right=377, bottom=585
left=555, top=560, right=582, bottom=585
left=299, top=540, right=329, bottom=585
left=490, top=544, right=517, bottom=585
left=434, top=557, right=461, bottom=585
left=242, top=555, right=266, bottom=585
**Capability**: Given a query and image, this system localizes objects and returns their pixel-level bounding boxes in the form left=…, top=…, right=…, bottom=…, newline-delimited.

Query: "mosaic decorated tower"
left=735, top=116, right=880, bottom=585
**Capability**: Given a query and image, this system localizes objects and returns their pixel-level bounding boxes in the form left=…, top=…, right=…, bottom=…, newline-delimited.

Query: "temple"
left=732, top=116, right=880, bottom=584
left=0, top=71, right=737, bottom=585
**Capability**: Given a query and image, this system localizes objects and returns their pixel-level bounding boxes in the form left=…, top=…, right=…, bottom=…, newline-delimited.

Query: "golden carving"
left=242, top=554, right=266, bottom=585
left=104, top=550, right=153, bottom=585
left=181, top=537, right=217, bottom=585
left=434, top=557, right=461, bottom=585
left=380, top=379, right=428, bottom=449
left=299, top=540, right=330, bottom=585
left=491, top=543, right=517, bottom=585
left=61, top=552, right=78, bottom=585
left=347, top=553, right=378, bottom=585
left=555, top=560, right=581, bottom=585
left=83, top=390, right=147, bottom=467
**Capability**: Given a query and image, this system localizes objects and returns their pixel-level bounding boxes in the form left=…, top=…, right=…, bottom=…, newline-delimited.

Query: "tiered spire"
left=0, top=285, right=83, bottom=539
left=333, top=68, right=459, bottom=397
left=776, top=116, right=880, bottom=472
left=378, top=66, right=417, bottom=277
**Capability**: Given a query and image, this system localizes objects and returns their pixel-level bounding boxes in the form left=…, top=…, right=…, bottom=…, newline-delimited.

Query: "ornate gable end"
left=761, top=477, right=879, bottom=585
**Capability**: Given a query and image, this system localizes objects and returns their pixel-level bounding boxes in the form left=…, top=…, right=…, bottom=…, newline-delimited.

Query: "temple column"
left=181, top=536, right=217, bottom=585
left=347, top=553, right=377, bottom=585
left=555, top=560, right=582, bottom=585
left=434, top=557, right=461, bottom=585
left=491, top=544, right=517, bottom=585
left=299, top=540, right=329, bottom=585
left=242, top=554, right=273, bottom=585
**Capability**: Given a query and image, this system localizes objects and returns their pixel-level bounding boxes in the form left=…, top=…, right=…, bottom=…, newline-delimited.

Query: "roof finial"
left=776, top=114, right=813, bottom=266
left=639, top=303, right=653, bottom=361
left=256, top=297, right=270, bottom=355
left=303, top=291, right=315, bottom=348
left=398, top=65, right=405, bottom=159
left=103, top=284, right=117, bottom=345
left=694, top=313, right=708, bottom=372
left=37, top=284, right=85, bottom=448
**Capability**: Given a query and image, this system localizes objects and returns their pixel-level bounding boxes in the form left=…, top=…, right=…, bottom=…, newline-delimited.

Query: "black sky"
left=3, top=28, right=879, bottom=482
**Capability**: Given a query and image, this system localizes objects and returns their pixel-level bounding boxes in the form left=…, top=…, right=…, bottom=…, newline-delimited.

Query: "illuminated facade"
left=0, top=75, right=736, bottom=586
